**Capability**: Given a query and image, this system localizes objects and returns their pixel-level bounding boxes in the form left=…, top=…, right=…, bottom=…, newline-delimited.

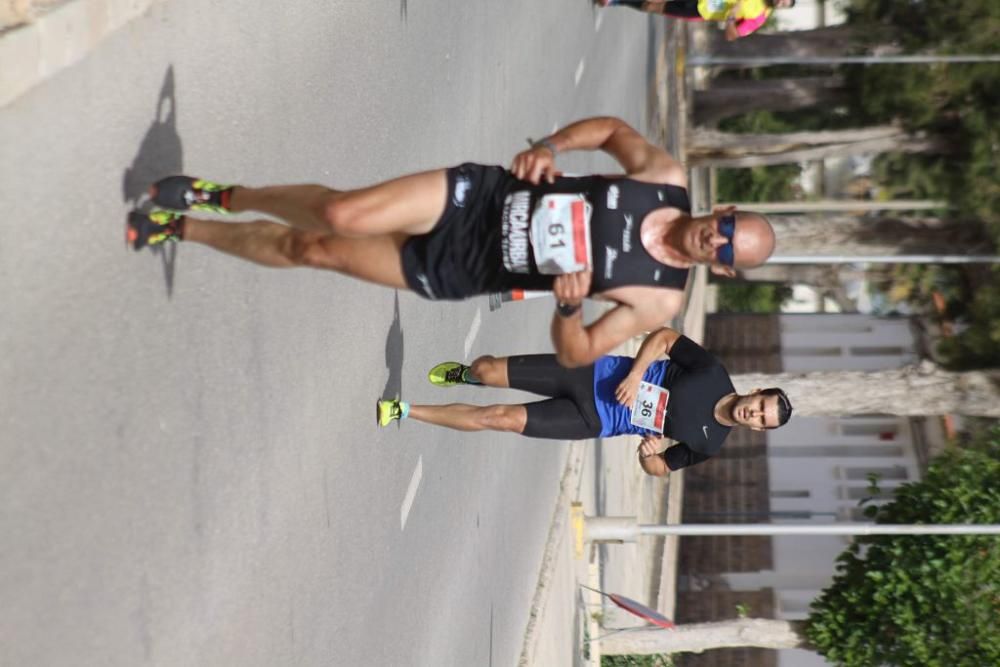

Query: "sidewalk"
left=0, top=0, right=166, bottom=108
left=518, top=19, right=702, bottom=666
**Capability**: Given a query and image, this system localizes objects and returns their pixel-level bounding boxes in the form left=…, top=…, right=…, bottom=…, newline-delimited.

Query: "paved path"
left=0, top=2, right=671, bottom=664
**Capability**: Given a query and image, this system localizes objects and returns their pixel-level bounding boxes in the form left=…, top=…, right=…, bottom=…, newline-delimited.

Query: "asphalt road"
left=0, top=1, right=664, bottom=664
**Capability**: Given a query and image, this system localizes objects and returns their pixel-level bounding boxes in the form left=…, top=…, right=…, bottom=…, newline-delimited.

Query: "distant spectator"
left=598, top=0, right=796, bottom=41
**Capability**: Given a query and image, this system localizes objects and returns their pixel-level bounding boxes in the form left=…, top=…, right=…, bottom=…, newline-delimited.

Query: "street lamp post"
left=584, top=516, right=1000, bottom=543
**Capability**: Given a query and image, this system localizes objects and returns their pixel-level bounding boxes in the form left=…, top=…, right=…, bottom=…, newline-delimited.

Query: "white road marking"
left=400, top=456, right=423, bottom=530
left=595, top=12, right=604, bottom=32
left=464, top=308, right=482, bottom=359
left=574, top=58, right=586, bottom=86
left=552, top=122, right=559, bottom=134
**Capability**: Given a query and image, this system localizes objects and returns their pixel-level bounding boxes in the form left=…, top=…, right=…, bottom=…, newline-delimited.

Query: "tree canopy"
left=709, top=0, right=999, bottom=371
left=806, top=433, right=1000, bottom=666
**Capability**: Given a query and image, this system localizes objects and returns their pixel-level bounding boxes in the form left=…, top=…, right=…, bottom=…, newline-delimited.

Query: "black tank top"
left=494, top=175, right=691, bottom=295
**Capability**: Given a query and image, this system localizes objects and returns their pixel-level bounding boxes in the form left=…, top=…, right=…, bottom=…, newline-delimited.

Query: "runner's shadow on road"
left=381, top=293, right=405, bottom=423
left=399, top=0, right=407, bottom=21
left=122, top=66, right=183, bottom=297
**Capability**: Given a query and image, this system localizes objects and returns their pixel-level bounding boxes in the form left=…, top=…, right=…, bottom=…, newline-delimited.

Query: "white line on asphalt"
left=464, top=308, right=482, bottom=359
left=595, top=12, right=604, bottom=32
left=400, top=456, right=423, bottom=530
left=552, top=122, right=559, bottom=134
left=574, top=59, right=586, bottom=86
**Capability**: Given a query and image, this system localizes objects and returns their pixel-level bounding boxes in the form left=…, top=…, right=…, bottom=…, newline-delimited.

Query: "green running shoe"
left=126, top=209, right=184, bottom=251
left=150, top=175, right=233, bottom=214
left=377, top=399, right=403, bottom=427
left=428, top=361, right=477, bottom=387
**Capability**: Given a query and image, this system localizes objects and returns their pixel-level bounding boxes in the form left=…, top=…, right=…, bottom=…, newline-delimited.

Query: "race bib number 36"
left=630, top=382, right=669, bottom=434
left=529, top=194, right=593, bottom=275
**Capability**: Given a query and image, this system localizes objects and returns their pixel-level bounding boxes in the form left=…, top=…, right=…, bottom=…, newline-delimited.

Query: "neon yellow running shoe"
left=150, top=175, right=233, bottom=214
left=126, top=209, right=184, bottom=251
left=428, top=361, right=479, bottom=387
left=377, top=399, right=403, bottom=427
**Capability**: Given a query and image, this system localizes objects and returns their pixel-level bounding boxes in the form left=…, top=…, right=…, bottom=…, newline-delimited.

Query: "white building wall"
left=754, top=315, right=919, bottom=667
left=780, top=314, right=918, bottom=371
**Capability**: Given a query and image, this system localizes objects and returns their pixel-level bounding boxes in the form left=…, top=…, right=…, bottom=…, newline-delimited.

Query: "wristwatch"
left=556, top=301, right=581, bottom=317
left=533, top=138, right=558, bottom=156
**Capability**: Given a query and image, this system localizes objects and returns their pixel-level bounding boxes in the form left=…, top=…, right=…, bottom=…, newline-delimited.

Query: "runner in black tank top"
left=495, top=175, right=691, bottom=294
left=133, top=117, right=776, bottom=367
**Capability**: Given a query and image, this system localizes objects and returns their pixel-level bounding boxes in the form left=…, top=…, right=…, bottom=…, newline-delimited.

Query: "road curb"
left=0, top=0, right=164, bottom=108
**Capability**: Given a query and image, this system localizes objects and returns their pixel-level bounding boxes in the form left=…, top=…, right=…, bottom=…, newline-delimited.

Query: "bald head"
left=732, top=212, right=775, bottom=268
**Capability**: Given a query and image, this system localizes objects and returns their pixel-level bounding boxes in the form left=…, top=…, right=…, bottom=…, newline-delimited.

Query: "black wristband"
left=556, top=301, right=581, bottom=318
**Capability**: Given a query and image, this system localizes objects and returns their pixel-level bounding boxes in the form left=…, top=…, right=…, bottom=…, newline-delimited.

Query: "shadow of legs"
left=122, top=66, right=184, bottom=297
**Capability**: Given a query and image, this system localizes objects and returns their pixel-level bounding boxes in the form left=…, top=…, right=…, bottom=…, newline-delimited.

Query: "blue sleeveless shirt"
left=593, top=356, right=670, bottom=437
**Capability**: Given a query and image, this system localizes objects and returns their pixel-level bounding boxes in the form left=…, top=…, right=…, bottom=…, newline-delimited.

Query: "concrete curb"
left=0, top=0, right=164, bottom=108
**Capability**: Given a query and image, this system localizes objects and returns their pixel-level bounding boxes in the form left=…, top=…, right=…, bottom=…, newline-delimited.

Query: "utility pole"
left=689, top=54, right=1000, bottom=67
left=767, top=254, right=1000, bottom=264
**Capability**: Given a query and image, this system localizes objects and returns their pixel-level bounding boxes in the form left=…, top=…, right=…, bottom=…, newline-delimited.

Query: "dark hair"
left=766, top=0, right=795, bottom=7
left=760, top=387, right=793, bottom=427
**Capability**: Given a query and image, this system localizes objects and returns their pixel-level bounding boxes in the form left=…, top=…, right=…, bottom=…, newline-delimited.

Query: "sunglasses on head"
left=717, top=214, right=736, bottom=267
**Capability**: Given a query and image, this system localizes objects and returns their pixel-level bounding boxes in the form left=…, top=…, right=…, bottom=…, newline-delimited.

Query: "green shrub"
left=716, top=283, right=792, bottom=314
left=806, top=437, right=1000, bottom=666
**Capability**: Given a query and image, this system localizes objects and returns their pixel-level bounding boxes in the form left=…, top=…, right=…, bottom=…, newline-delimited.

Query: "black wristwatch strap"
left=556, top=301, right=581, bottom=317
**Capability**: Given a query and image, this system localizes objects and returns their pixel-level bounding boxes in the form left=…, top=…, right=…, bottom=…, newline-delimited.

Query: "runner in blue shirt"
left=377, top=327, right=792, bottom=474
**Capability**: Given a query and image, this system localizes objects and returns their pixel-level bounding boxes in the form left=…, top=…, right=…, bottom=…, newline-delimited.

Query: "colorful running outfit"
left=504, top=336, right=736, bottom=471
left=686, top=0, right=771, bottom=36
left=400, top=163, right=691, bottom=300
left=637, top=0, right=771, bottom=37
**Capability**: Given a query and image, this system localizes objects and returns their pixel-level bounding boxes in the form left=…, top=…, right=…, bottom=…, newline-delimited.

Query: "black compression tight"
left=506, top=355, right=603, bottom=440
left=611, top=0, right=702, bottom=18
left=662, top=1, right=702, bottom=18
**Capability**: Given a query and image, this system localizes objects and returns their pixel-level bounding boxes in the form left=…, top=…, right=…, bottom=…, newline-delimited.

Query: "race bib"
left=630, top=382, right=669, bottom=434
left=529, top=194, right=593, bottom=275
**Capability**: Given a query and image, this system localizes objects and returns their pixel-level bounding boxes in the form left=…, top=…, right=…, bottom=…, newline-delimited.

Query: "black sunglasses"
left=717, top=215, right=736, bottom=267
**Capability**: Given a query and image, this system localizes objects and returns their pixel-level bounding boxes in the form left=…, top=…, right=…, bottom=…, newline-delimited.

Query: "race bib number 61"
left=630, top=382, right=669, bottom=434
left=529, top=194, right=593, bottom=275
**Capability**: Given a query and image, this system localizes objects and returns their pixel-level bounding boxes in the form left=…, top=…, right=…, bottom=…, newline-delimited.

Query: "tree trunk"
left=767, top=215, right=993, bottom=257
left=699, top=24, right=897, bottom=62
left=691, top=126, right=900, bottom=152
left=601, top=618, right=810, bottom=655
left=732, top=363, right=1000, bottom=417
left=695, top=76, right=847, bottom=127
left=687, top=126, right=944, bottom=168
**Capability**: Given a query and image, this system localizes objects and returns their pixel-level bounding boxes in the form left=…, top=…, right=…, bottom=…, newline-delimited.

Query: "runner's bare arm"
left=725, top=0, right=744, bottom=40
left=631, top=327, right=683, bottom=373
left=724, top=19, right=742, bottom=40
left=510, top=117, right=685, bottom=186
left=551, top=288, right=684, bottom=367
left=614, top=326, right=685, bottom=406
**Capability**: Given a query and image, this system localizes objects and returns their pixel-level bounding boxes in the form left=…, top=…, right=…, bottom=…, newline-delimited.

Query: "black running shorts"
left=401, top=163, right=511, bottom=301
left=507, top=355, right=603, bottom=440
